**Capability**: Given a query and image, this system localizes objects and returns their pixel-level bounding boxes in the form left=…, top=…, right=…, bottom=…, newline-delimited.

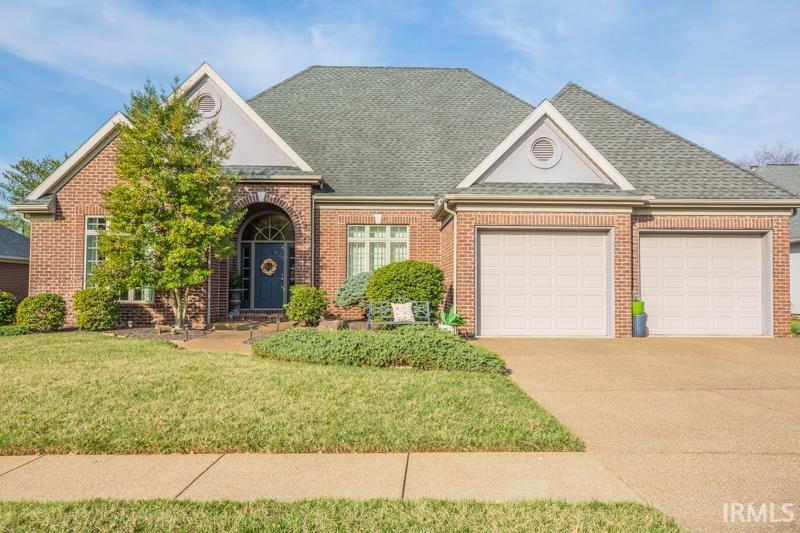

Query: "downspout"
left=311, top=195, right=316, bottom=287
left=441, top=200, right=457, bottom=310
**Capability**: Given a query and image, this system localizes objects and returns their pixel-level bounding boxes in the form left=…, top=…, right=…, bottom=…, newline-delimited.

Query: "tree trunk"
left=171, top=288, right=187, bottom=330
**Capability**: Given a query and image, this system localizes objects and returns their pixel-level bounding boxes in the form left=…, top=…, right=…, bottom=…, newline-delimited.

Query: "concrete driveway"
left=478, top=337, right=800, bottom=532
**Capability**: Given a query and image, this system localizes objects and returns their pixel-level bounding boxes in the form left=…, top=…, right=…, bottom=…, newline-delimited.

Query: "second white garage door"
left=478, top=229, right=611, bottom=336
left=640, top=233, right=768, bottom=335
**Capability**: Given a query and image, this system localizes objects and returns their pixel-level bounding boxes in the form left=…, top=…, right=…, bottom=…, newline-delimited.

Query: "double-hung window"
left=83, top=216, right=154, bottom=303
left=346, top=225, right=408, bottom=277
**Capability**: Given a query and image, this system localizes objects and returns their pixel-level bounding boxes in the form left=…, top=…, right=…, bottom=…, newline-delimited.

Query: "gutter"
left=10, top=199, right=55, bottom=214
left=0, top=256, right=29, bottom=264
left=236, top=175, right=324, bottom=186
left=314, top=195, right=436, bottom=205
left=431, top=194, right=653, bottom=220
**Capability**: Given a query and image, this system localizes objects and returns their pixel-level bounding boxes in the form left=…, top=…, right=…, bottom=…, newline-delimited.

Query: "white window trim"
left=83, top=215, right=154, bottom=304
left=346, top=224, right=409, bottom=277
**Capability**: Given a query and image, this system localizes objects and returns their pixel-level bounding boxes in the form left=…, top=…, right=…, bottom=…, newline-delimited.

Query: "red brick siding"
left=439, top=217, right=455, bottom=309
left=454, top=211, right=633, bottom=337
left=632, top=214, right=792, bottom=337
left=315, top=208, right=441, bottom=318
left=0, top=261, right=29, bottom=301
left=29, top=139, right=202, bottom=327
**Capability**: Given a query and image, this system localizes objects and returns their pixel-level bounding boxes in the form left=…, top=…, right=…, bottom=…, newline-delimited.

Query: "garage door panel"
left=640, top=233, right=766, bottom=336
left=479, top=229, right=610, bottom=336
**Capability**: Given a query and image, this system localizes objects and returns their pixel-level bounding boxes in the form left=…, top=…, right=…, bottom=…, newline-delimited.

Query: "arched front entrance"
left=238, top=211, right=295, bottom=310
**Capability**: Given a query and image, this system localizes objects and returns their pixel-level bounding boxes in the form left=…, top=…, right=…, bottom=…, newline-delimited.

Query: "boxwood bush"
left=284, top=285, right=328, bottom=326
left=0, top=291, right=16, bottom=326
left=366, top=260, right=445, bottom=310
left=73, top=287, right=119, bottom=331
left=253, top=325, right=506, bottom=373
left=333, top=272, right=371, bottom=310
left=16, top=293, right=66, bottom=332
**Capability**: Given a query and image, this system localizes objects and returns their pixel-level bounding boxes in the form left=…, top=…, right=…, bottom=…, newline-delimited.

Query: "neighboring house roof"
left=754, top=164, right=800, bottom=241
left=248, top=66, right=534, bottom=197
left=551, top=84, right=794, bottom=200
left=0, top=226, right=30, bottom=261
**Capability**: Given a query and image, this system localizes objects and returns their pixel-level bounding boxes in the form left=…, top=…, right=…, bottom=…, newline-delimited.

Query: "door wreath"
left=260, top=258, right=278, bottom=276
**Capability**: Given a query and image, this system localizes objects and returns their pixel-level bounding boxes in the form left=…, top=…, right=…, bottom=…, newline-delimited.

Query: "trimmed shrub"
left=284, top=285, right=328, bottom=326
left=792, top=320, right=800, bottom=336
left=0, top=325, right=33, bottom=336
left=15, top=293, right=66, bottom=332
left=253, top=325, right=506, bottom=374
left=73, top=287, right=119, bottom=331
left=366, top=260, right=445, bottom=310
left=333, top=272, right=371, bottom=310
left=0, top=291, right=16, bottom=326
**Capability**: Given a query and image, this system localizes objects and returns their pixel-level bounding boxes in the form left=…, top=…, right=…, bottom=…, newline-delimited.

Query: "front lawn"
left=0, top=499, right=680, bottom=532
left=0, top=332, right=582, bottom=454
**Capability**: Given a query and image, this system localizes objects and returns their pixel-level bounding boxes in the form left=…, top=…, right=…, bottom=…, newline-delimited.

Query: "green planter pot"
left=631, top=300, right=645, bottom=316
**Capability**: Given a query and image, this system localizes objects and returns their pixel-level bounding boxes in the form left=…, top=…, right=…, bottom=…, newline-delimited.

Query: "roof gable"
left=455, top=100, right=634, bottom=190
left=551, top=83, right=795, bottom=200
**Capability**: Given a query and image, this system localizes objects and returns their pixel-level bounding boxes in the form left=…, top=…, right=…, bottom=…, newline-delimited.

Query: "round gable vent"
left=196, top=93, right=220, bottom=118
left=528, top=137, right=562, bottom=169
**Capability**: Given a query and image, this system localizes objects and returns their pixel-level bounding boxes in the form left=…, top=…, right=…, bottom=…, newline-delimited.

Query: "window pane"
left=86, top=217, right=106, bottom=231
left=347, top=242, right=366, bottom=277
left=347, top=226, right=365, bottom=239
left=370, top=242, right=387, bottom=271
left=143, top=287, right=155, bottom=303
left=369, top=225, right=386, bottom=239
left=390, top=226, right=407, bottom=239
left=390, top=242, right=408, bottom=262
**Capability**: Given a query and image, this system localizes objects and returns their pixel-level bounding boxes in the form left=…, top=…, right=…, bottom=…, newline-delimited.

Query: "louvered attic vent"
left=197, top=93, right=219, bottom=117
left=528, top=137, right=561, bottom=169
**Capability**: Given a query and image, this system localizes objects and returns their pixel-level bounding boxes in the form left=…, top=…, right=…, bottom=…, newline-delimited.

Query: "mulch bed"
left=107, top=327, right=207, bottom=342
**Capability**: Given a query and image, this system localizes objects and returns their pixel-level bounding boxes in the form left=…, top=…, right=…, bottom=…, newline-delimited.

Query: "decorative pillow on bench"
left=391, top=302, right=415, bottom=323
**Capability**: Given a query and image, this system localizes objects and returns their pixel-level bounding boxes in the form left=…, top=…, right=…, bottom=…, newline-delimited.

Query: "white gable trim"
left=455, top=100, right=635, bottom=191
left=27, top=112, right=130, bottom=200
left=179, top=63, right=312, bottom=172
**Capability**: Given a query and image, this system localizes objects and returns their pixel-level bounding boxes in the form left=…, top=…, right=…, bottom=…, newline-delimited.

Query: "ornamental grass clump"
left=253, top=325, right=506, bottom=374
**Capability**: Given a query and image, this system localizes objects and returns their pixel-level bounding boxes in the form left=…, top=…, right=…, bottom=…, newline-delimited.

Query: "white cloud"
left=0, top=0, right=385, bottom=96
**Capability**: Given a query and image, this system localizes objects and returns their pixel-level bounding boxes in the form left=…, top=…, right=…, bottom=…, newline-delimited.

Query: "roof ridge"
left=561, top=82, right=797, bottom=198
left=248, top=66, right=317, bottom=102
left=462, top=69, right=534, bottom=109
left=763, top=163, right=800, bottom=166
left=550, top=81, right=577, bottom=103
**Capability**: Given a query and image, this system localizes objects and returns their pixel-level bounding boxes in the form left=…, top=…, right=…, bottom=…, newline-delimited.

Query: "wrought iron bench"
left=367, top=300, right=431, bottom=328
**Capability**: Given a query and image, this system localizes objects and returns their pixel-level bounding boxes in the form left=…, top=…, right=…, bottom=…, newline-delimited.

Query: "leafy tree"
left=0, top=156, right=62, bottom=235
left=94, top=80, right=244, bottom=329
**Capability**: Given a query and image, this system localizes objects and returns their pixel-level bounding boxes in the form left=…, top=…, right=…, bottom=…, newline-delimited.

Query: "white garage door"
left=640, top=233, right=768, bottom=335
left=478, top=230, right=611, bottom=336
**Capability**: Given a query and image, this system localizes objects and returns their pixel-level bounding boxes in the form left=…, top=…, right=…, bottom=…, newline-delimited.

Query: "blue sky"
left=1, top=0, right=799, bottom=173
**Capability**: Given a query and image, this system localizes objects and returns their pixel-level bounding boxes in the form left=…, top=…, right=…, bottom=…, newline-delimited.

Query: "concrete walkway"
left=175, top=322, right=290, bottom=354
left=0, top=452, right=640, bottom=503
left=479, top=337, right=800, bottom=532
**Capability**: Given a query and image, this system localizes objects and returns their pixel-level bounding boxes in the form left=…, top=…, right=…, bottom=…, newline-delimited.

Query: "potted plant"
left=631, top=298, right=645, bottom=316
left=438, top=306, right=465, bottom=333
left=229, top=274, right=246, bottom=316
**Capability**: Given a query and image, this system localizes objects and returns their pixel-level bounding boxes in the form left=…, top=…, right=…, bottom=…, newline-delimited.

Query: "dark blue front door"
left=254, top=243, right=285, bottom=309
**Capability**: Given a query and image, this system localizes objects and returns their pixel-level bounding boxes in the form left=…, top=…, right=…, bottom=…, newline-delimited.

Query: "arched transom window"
left=242, top=213, right=295, bottom=241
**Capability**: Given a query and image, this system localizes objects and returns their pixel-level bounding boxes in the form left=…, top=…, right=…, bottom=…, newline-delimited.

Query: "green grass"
left=0, top=499, right=681, bottom=532
left=0, top=332, right=582, bottom=454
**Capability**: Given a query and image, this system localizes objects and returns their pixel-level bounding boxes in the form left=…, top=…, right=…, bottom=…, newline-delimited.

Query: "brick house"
left=12, top=64, right=799, bottom=336
left=0, top=226, right=29, bottom=302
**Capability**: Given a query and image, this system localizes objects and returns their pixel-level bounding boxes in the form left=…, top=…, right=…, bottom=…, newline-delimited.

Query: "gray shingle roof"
left=0, top=226, right=29, bottom=260
left=223, top=165, right=316, bottom=178
left=551, top=84, right=795, bottom=200
left=754, top=164, right=800, bottom=240
left=448, top=182, right=642, bottom=197
left=246, top=67, right=795, bottom=201
left=248, top=66, right=533, bottom=196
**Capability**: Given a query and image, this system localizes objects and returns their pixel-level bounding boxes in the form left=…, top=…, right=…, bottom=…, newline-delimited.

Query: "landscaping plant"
left=333, top=272, right=371, bottom=310
left=0, top=325, right=33, bottom=336
left=366, top=260, right=445, bottom=310
left=0, top=291, right=16, bottom=325
left=253, top=325, right=506, bottom=373
left=72, top=287, right=119, bottom=331
left=15, top=293, right=66, bottom=332
left=283, top=285, right=328, bottom=326
left=92, top=79, right=244, bottom=329
left=439, top=306, right=466, bottom=328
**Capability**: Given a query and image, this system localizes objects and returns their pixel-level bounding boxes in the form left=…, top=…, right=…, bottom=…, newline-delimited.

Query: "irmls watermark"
left=723, top=502, right=795, bottom=523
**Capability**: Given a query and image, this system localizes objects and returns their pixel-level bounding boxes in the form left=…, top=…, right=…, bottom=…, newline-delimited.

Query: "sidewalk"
left=0, top=452, right=640, bottom=503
